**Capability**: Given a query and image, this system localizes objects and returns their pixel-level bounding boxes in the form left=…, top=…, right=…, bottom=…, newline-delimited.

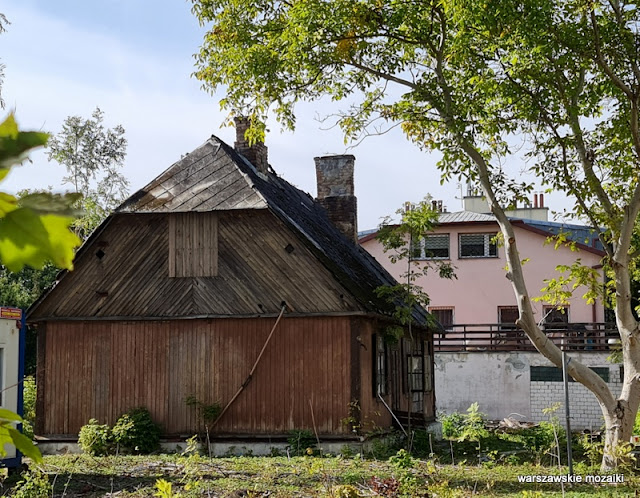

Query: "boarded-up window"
left=372, top=334, right=387, bottom=396
left=169, top=212, right=218, bottom=277
left=423, top=340, right=433, bottom=393
left=429, top=307, right=454, bottom=331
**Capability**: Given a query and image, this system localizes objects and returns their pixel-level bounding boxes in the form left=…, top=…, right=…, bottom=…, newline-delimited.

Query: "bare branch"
left=346, top=60, right=418, bottom=90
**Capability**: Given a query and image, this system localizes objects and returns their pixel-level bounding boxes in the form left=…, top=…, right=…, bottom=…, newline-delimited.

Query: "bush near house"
left=78, top=407, right=161, bottom=456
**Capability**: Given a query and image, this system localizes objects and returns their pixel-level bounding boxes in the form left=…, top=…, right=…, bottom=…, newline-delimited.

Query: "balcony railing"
left=434, top=322, right=619, bottom=352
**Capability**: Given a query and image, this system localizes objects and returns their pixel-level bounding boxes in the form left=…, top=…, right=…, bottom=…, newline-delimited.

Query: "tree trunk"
left=437, top=65, right=640, bottom=470
left=458, top=139, right=634, bottom=470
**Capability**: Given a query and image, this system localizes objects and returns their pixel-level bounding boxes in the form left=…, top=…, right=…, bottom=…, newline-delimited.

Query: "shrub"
left=440, top=411, right=466, bottom=440
left=22, top=376, right=36, bottom=440
left=367, top=432, right=404, bottom=459
left=112, top=407, right=161, bottom=454
left=12, top=469, right=52, bottom=498
left=499, top=421, right=565, bottom=465
left=78, top=418, right=112, bottom=456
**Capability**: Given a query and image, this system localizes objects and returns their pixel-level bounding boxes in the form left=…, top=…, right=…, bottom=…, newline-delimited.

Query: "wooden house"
left=28, top=119, right=438, bottom=441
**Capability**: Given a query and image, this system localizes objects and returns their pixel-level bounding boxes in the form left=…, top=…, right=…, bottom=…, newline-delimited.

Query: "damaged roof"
left=30, top=135, right=434, bottom=329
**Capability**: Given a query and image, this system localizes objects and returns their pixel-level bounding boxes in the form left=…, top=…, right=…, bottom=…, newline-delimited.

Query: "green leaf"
left=0, top=192, right=17, bottom=217
left=0, top=408, right=22, bottom=422
left=19, top=192, right=83, bottom=216
left=0, top=208, right=81, bottom=271
left=0, top=113, right=49, bottom=172
left=7, top=427, right=43, bottom=463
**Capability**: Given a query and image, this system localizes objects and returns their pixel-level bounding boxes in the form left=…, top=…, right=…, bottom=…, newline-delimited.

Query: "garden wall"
left=435, top=351, right=622, bottom=429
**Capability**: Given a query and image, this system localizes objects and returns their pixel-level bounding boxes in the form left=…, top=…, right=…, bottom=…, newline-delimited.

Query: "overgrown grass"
left=1, top=453, right=639, bottom=497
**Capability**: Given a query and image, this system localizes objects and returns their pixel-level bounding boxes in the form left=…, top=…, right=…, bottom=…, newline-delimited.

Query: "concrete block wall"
left=435, top=351, right=621, bottom=429
left=530, top=366, right=622, bottom=429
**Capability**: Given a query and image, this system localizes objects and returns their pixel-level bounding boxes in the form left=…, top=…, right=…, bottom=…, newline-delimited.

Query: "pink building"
left=360, top=196, right=607, bottom=330
left=360, top=195, right=619, bottom=428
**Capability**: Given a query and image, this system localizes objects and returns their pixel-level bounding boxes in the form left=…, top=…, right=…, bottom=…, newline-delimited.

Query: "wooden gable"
left=29, top=210, right=363, bottom=320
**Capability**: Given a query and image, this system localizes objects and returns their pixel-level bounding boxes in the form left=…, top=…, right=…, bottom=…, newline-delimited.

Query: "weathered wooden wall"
left=38, top=317, right=355, bottom=437
left=356, top=320, right=393, bottom=430
left=357, top=322, right=436, bottom=429
left=169, top=212, right=219, bottom=278
left=30, top=210, right=362, bottom=320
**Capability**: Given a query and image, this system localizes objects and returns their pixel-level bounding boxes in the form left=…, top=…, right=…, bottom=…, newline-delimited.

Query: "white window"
left=459, top=233, right=497, bottom=258
left=413, top=234, right=450, bottom=260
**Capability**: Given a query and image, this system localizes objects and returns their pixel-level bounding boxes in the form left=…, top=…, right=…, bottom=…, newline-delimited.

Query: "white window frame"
left=459, top=233, right=498, bottom=259
left=412, top=234, right=450, bottom=260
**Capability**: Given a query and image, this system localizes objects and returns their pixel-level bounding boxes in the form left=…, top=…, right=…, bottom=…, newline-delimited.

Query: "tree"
left=190, top=0, right=640, bottom=469
left=376, top=199, right=456, bottom=437
left=376, top=199, right=456, bottom=335
left=47, top=107, right=128, bottom=237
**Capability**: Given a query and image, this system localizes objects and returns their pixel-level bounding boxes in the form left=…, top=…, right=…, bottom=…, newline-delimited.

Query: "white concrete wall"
left=435, top=351, right=621, bottom=429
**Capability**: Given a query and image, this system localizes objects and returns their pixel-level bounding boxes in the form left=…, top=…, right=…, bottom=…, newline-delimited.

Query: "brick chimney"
left=234, top=117, right=268, bottom=175
left=314, top=155, right=358, bottom=243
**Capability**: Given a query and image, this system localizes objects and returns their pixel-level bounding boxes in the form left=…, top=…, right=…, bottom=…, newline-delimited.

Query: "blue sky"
left=1, top=0, right=556, bottom=230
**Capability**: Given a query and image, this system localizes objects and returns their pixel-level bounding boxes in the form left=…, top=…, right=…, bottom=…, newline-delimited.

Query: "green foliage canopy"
left=0, top=114, right=81, bottom=271
left=191, top=0, right=639, bottom=250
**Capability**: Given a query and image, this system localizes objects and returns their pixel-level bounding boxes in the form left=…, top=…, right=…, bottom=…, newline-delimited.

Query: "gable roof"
left=359, top=210, right=606, bottom=257
left=29, top=135, right=434, bottom=329
left=117, top=140, right=267, bottom=213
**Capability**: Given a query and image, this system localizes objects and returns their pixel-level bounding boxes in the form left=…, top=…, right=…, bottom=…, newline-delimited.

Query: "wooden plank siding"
left=169, top=212, right=219, bottom=277
left=30, top=210, right=363, bottom=320
left=40, top=317, right=354, bottom=437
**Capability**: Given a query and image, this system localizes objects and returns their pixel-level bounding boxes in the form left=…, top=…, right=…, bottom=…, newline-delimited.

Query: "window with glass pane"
left=544, top=306, right=569, bottom=325
left=499, top=306, right=519, bottom=330
left=408, top=355, right=424, bottom=392
left=459, top=233, right=497, bottom=258
left=412, top=234, right=450, bottom=259
left=375, top=335, right=387, bottom=396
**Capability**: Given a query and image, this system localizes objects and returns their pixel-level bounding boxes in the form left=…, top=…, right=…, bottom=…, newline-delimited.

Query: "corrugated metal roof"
left=438, top=211, right=496, bottom=223
left=361, top=210, right=602, bottom=253
left=518, top=219, right=603, bottom=250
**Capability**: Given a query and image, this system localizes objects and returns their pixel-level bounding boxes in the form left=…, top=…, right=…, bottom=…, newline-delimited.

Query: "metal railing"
left=434, top=322, right=619, bottom=352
